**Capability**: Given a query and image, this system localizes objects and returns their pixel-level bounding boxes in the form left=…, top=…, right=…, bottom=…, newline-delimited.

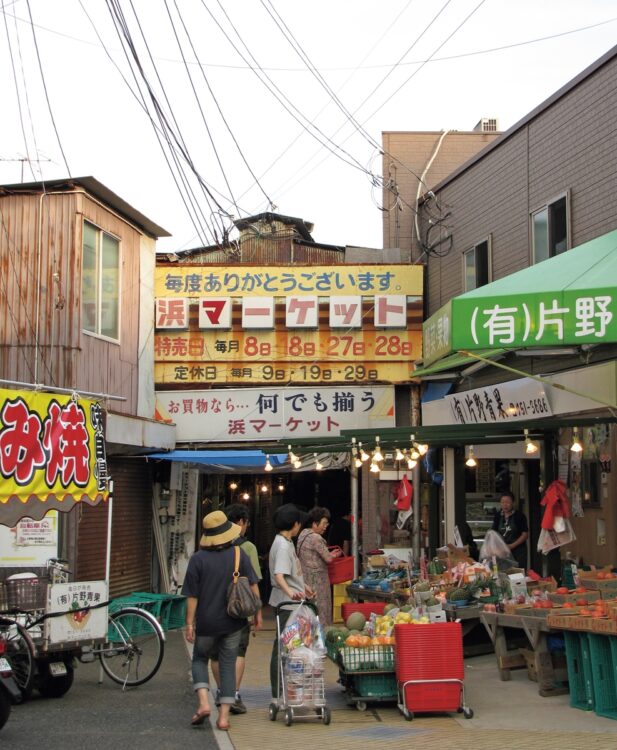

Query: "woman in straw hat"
left=182, top=509, right=262, bottom=731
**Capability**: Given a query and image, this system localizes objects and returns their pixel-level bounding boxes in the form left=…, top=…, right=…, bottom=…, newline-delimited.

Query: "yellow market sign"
left=0, top=388, right=109, bottom=525
left=154, top=361, right=412, bottom=386
left=155, top=264, right=423, bottom=298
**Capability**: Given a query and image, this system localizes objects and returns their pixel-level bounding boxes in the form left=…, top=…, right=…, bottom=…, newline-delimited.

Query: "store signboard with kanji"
left=454, top=290, right=615, bottom=349
left=0, top=388, right=110, bottom=526
left=45, top=581, right=109, bottom=643
left=154, top=264, right=423, bottom=386
left=155, top=385, right=395, bottom=441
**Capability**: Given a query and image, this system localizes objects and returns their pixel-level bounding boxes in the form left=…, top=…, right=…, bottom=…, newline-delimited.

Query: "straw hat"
left=200, top=510, right=241, bottom=547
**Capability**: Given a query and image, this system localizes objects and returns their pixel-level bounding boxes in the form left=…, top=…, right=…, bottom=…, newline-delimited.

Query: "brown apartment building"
left=389, top=44, right=617, bottom=574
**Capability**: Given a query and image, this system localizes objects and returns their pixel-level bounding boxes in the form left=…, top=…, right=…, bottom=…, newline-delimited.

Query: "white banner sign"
left=45, top=581, right=108, bottom=643
left=156, top=385, right=395, bottom=442
left=444, top=380, right=552, bottom=425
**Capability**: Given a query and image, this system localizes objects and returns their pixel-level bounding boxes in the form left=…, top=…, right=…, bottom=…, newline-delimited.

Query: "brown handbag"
left=226, top=546, right=262, bottom=619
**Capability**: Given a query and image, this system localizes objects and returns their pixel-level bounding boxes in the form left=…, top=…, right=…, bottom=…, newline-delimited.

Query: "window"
left=531, top=194, right=569, bottom=264
left=463, top=238, right=491, bottom=291
left=82, top=221, right=120, bottom=340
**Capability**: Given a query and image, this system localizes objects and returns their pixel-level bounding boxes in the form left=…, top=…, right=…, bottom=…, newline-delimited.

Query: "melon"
left=384, top=603, right=397, bottom=614
left=345, top=612, right=366, bottom=631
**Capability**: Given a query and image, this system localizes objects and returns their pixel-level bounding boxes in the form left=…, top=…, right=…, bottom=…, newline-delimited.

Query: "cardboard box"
left=526, top=577, right=557, bottom=594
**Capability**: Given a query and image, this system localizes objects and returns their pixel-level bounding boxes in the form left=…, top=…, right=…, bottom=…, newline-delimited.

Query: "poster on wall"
left=0, top=511, right=59, bottom=567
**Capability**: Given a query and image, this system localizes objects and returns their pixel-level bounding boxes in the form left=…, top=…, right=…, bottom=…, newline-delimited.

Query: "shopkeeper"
left=492, top=491, right=528, bottom=569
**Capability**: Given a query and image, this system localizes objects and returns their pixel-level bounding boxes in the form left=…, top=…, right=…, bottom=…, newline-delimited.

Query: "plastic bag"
left=479, top=530, right=517, bottom=568
left=280, top=603, right=325, bottom=655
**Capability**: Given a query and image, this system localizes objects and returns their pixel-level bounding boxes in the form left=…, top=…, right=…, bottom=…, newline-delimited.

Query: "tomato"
left=579, top=609, right=592, bottom=616
left=597, top=572, right=607, bottom=579
left=575, top=587, right=587, bottom=594
left=575, top=598, right=588, bottom=606
left=556, top=587, right=569, bottom=595
left=541, top=600, right=554, bottom=608
left=563, top=602, right=575, bottom=609
left=532, top=600, right=544, bottom=609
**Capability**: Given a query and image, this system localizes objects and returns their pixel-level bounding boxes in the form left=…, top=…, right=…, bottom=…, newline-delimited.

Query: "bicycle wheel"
left=99, top=607, right=164, bottom=687
left=0, top=617, right=36, bottom=701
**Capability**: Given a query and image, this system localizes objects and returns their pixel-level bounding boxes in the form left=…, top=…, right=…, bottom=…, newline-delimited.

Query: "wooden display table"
left=346, top=584, right=409, bottom=605
left=480, top=611, right=569, bottom=697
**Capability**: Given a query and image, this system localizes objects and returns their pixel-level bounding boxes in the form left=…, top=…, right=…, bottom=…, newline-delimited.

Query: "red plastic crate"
left=400, top=680, right=463, bottom=713
left=395, top=622, right=464, bottom=682
left=341, top=602, right=387, bottom=621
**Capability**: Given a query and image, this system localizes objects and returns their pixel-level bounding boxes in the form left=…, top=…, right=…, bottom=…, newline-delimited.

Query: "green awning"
left=422, top=229, right=617, bottom=361
left=411, top=348, right=505, bottom=379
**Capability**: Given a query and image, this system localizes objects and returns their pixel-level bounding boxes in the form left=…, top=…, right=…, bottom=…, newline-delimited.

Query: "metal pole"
left=412, top=462, right=421, bottom=562
left=350, top=462, right=359, bottom=579
left=105, top=479, right=114, bottom=585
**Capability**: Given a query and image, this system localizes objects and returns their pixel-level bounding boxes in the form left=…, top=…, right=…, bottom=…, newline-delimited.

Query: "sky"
left=1, top=0, right=616, bottom=255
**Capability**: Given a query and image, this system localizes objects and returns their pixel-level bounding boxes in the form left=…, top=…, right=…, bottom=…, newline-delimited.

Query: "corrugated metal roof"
left=0, top=176, right=170, bottom=238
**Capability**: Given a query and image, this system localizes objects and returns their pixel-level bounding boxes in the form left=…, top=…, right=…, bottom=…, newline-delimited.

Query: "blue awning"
left=145, top=450, right=288, bottom=473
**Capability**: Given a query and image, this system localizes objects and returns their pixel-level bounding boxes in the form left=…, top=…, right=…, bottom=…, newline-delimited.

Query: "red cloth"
left=395, top=475, right=413, bottom=511
left=539, top=479, right=571, bottom=530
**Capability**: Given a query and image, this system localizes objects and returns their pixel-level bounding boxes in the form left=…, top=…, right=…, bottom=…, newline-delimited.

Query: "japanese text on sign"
left=156, top=386, right=395, bottom=442
left=445, top=381, right=552, bottom=425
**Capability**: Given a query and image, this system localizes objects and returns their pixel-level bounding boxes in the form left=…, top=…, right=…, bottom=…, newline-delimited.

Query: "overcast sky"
left=1, top=0, right=616, bottom=254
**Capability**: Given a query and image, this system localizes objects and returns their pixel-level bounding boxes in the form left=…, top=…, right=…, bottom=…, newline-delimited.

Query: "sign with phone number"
left=154, top=330, right=422, bottom=363
left=155, top=361, right=412, bottom=385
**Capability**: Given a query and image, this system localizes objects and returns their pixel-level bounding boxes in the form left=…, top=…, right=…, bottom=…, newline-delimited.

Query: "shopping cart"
left=268, top=601, right=331, bottom=726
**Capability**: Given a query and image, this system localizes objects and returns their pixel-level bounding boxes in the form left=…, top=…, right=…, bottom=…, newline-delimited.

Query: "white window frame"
left=462, top=235, right=492, bottom=292
left=81, top=220, right=121, bottom=343
left=531, top=190, right=570, bottom=264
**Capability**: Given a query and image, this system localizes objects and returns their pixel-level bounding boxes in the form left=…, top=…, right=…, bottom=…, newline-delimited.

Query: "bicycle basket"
left=6, top=576, right=49, bottom=611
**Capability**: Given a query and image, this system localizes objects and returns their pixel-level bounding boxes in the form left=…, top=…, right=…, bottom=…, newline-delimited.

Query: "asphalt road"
left=0, top=631, right=221, bottom=750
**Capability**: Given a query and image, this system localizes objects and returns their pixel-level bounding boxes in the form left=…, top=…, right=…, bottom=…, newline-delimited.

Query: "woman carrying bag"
left=182, top=510, right=262, bottom=731
left=297, top=507, right=341, bottom=626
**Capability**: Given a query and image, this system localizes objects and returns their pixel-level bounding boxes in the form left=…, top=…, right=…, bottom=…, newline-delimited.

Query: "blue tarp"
left=145, top=450, right=288, bottom=472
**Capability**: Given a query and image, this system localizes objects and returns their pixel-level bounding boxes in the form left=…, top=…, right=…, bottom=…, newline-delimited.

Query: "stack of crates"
left=109, top=592, right=187, bottom=631
left=332, top=580, right=352, bottom=623
left=395, top=622, right=465, bottom=715
left=588, top=633, right=617, bottom=720
left=564, top=631, right=595, bottom=710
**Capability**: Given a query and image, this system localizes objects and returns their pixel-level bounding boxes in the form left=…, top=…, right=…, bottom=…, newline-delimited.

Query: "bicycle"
left=0, top=561, right=165, bottom=698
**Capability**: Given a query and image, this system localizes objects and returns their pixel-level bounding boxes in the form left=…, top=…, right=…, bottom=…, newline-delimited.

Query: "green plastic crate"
left=351, top=672, right=397, bottom=698
left=164, top=595, right=187, bottom=630
left=340, top=646, right=395, bottom=672
left=564, top=631, right=595, bottom=711
left=589, top=634, right=617, bottom=721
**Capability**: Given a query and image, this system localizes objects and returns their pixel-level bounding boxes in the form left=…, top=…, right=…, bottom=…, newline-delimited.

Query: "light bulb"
left=354, top=456, right=363, bottom=468
left=369, top=461, right=380, bottom=473
left=359, top=442, right=370, bottom=462
left=315, top=453, right=323, bottom=471
left=241, top=492, right=250, bottom=501
left=260, top=484, right=268, bottom=493
left=417, top=443, right=428, bottom=456
left=373, top=436, right=384, bottom=462
left=410, top=448, right=420, bottom=460
left=277, top=482, right=285, bottom=492
left=264, top=455, right=273, bottom=472
left=570, top=427, right=583, bottom=453
left=466, top=446, right=477, bottom=468
left=229, top=481, right=238, bottom=491
left=288, top=445, right=298, bottom=463
left=394, top=448, right=405, bottom=462
left=524, top=429, right=539, bottom=455
left=407, top=457, right=417, bottom=469
left=293, top=458, right=302, bottom=469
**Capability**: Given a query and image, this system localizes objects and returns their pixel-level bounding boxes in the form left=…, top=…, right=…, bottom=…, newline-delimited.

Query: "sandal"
left=191, top=710, right=211, bottom=726
left=216, top=721, right=230, bottom=731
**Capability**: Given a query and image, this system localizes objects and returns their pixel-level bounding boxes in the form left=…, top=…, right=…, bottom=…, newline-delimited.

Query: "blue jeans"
left=192, top=629, right=242, bottom=704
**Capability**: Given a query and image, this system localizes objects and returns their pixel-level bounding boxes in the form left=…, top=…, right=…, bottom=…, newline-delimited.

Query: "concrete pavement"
left=3, top=614, right=617, bottom=750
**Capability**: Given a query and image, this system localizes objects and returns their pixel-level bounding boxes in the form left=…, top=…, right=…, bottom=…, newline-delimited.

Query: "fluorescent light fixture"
left=514, top=347, right=579, bottom=356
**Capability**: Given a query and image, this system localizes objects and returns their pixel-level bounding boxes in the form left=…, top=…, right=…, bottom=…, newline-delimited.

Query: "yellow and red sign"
left=0, top=388, right=109, bottom=525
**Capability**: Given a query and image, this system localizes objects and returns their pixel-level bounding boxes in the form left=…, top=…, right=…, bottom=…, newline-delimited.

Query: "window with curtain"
left=82, top=221, right=120, bottom=340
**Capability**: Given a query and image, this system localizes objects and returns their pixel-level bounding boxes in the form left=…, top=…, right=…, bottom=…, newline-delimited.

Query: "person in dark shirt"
left=327, top=513, right=352, bottom=556
left=491, top=491, right=529, bottom=569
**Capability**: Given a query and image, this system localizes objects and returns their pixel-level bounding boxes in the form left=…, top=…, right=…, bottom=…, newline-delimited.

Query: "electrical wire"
left=24, top=0, right=71, bottom=177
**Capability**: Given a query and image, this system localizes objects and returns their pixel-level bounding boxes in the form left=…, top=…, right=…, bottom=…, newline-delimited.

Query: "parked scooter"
left=0, top=636, right=22, bottom=729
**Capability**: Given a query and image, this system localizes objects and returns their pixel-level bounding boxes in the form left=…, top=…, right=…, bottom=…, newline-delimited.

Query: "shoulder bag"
left=227, top=546, right=262, bottom=619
